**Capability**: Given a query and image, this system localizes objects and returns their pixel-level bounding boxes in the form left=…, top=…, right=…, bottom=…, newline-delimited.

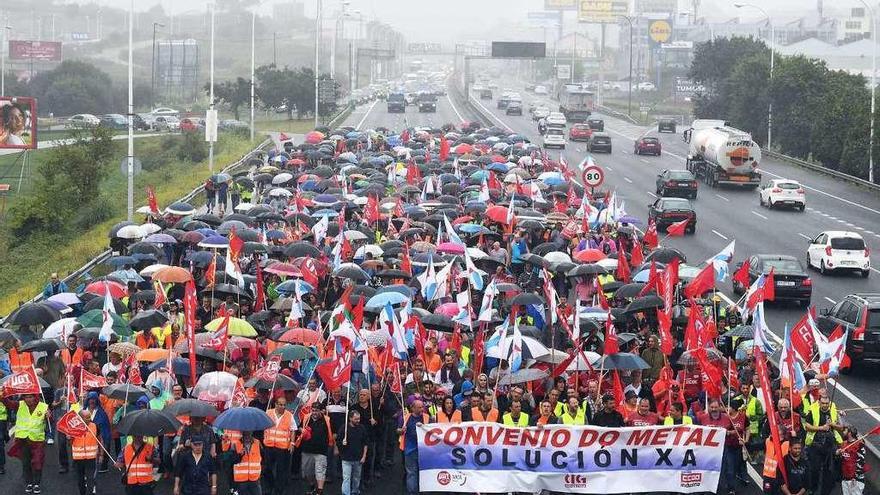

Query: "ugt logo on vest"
left=564, top=474, right=588, bottom=488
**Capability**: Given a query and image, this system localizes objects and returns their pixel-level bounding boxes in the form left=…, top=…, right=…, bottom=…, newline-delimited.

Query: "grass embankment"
left=0, top=134, right=260, bottom=314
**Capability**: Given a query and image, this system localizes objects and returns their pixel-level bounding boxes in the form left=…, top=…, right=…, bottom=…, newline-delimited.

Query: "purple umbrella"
left=47, top=293, right=81, bottom=306
left=198, top=235, right=229, bottom=249
left=144, top=233, right=177, bottom=244
left=617, top=215, right=643, bottom=225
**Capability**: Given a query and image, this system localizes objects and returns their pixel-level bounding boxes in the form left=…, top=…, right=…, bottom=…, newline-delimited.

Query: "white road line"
left=825, top=297, right=837, bottom=304
left=798, top=233, right=811, bottom=240
left=714, top=194, right=730, bottom=202
left=872, top=267, right=880, bottom=275
left=469, top=95, right=513, bottom=132
left=647, top=191, right=657, bottom=198
left=354, top=100, right=378, bottom=129
left=829, top=216, right=838, bottom=220
left=606, top=166, right=614, bottom=171
left=639, top=158, right=650, bottom=164
left=751, top=211, right=768, bottom=220
left=711, top=230, right=728, bottom=240
left=445, top=95, right=465, bottom=124
left=624, top=177, right=633, bottom=183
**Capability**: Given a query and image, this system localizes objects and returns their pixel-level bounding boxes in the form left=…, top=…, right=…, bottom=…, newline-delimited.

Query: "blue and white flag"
left=462, top=249, right=486, bottom=291
left=509, top=319, right=523, bottom=372
left=418, top=255, right=439, bottom=301
left=751, top=302, right=775, bottom=354
left=707, top=240, right=736, bottom=282
left=382, top=302, right=409, bottom=360
left=478, top=280, right=497, bottom=322
left=451, top=291, right=472, bottom=328
left=443, top=215, right=465, bottom=247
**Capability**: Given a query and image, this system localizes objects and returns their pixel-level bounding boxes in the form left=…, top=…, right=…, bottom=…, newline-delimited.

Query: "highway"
left=344, top=85, right=880, bottom=451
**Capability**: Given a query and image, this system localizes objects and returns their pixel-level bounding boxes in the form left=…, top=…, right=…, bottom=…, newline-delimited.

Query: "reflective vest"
left=470, top=408, right=498, bottom=423
left=662, top=415, right=694, bottom=425
left=264, top=410, right=294, bottom=449
left=745, top=396, right=764, bottom=435
left=221, top=430, right=242, bottom=452
left=560, top=408, right=586, bottom=425
left=762, top=439, right=789, bottom=478
left=9, top=348, right=33, bottom=374
left=399, top=413, right=429, bottom=451
left=233, top=440, right=262, bottom=482
left=436, top=410, right=462, bottom=424
left=502, top=412, right=529, bottom=427
left=72, top=423, right=99, bottom=460
left=61, top=348, right=83, bottom=368
left=123, top=443, right=155, bottom=485
left=552, top=402, right=564, bottom=417
left=0, top=401, right=7, bottom=421
left=14, top=401, right=48, bottom=441
left=597, top=274, right=615, bottom=297
left=805, top=402, right=843, bottom=446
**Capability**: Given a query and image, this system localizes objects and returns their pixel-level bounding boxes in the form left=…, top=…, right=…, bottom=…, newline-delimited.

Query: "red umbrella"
left=304, top=131, right=325, bottom=144
left=277, top=328, right=321, bottom=346
left=297, top=174, right=320, bottom=184
left=574, top=249, right=607, bottom=263
left=264, top=263, right=301, bottom=277
left=486, top=205, right=515, bottom=225
left=181, top=231, right=205, bottom=244
left=85, top=280, right=127, bottom=298
left=474, top=144, right=491, bottom=154
left=287, top=158, right=305, bottom=166
left=453, top=143, right=473, bottom=154
left=452, top=215, right=473, bottom=225
left=291, top=257, right=328, bottom=278
left=436, top=303, right=460, bottom=318
left=491, top=154, right=507, bottom=163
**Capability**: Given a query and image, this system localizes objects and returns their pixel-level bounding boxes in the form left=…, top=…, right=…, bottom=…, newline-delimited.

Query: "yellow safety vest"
left=804, top=402, right=842, bottom=446
left=0, top=401, right=7, bottom=421
left=560, top=408, right=586, bottom=425
left=663, top=415, right=694, bottom=425
left=15, top=401, right=48, bottom=441
left=502, top=413, right=529, bottom=427
left=745, top=396, right=764, bottom=435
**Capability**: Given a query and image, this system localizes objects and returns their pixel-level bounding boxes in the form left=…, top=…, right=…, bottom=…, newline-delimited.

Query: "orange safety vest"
left=264, top=409, right=294, bottom=449
left=123, top=443, right=154, bottom=485
left=232, top=439, right=262, bottom=482
left=762, top=439, right=790, bottom=479
left=61, top=348, right=83, bottom=368
left=71, top=423, right=99, bottom=460
left=9, top=348, right=33, bottom=374
left=135, top=332, right=156, bottom=349
left=470, top=408, right=499, bottom=422
left=221, top=430, right=242, bottom=452
left=435, top=410, right=462, bottom=424
left=399, top=412, right=430, bottom=451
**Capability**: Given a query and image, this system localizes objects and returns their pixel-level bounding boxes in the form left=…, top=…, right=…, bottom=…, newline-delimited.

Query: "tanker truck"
left=683, top=122, right=762, bottom=188
left=557, top=84, right=595, bottom=123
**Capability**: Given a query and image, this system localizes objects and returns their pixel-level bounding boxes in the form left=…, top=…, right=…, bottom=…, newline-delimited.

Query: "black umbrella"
left=129, top=309, right=170, bottom=330
left=624, top=295, right=664, bottom=313
left=193, top=214, right=223, bottom=226
left=510, top=293, right=545, bottom=307
left=333, top=265, right=370, bottom=282
left=376, top=269, right=411, bottom=280
left=284, top=242, right=321, bottom=258
left=75, top=327, right=103, bottom=340
left=164, top=398, right=219, bottom=418
left=82, top=297, right=127, bottom=314
left=725, top=324, right=755, bottom=339
left=599, top=352, right=650, bottom=370
left=678, top=348, right=725, bottom=367
left=421, top=314, right=454, bottom=331
left=520, top=253, right=545, bottom=267
left=614, top=283, right=647, bottom=299
left=531, top=243, right=560, bottom=256
left=567, top=264, right=608, bottom=277
left=645, top=247, right=687, bottom=264
left=549, top=261, right=577, bottom=274
left=130, top=290, right=156, bottom=304
left=20, top=338, right=64, bottom=353
left=245, top=374, right=298, bottom=391
left=0, top=328, right=19, bottom=346
left=103, top=383, right=154, bottom=401
left=495, top=283, right=522, bottom=293
left=213, top=283, right=252, bottom=299
left=5, top=302, right=62, bottom=327
left=116, top=409, right=181, bottom=436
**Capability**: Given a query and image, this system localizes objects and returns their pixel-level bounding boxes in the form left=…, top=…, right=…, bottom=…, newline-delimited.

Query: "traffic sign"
left=582, top=165, right=604, bottom=187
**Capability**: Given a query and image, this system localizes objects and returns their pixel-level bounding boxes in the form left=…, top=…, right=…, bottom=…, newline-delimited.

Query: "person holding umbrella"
left=173, top=439, right=216, bottom=495
left=230, top=431, right=262, bottom=495
left=116, top=435, right=160, bottom=495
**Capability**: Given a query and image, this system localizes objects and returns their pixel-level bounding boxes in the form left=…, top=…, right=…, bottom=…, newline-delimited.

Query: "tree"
left=255, top=64, right=295, bottom=119
left=290, top=67, right=316, bottom=119
left=810, top=71, right=870, bottom=177
left=726, top=53, right=770, bottom=146
left=689, top=37, right=769, bottom=120
left=210, top=77, right=251, bottom=120
left=26, top=60, right=117, bottom=116
left=769, top=55, right=829, bottom=159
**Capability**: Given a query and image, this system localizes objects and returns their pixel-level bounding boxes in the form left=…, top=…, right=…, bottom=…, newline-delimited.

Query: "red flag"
left=644, top=219, right=659, bottom=249
left=351, top=296, right=365, bottom=330
left=340, top=234, right=354, bottom=261
left=695, top=348, right=723, bottom=399
left=472, top=327, right=485, bottom=379
left=666, top=218, right=689, bottom=237
left=657, top=308, right=674, bottom=356
left=400, top=248, right=413, bottom=276
left=231, top=380, right=248, bottom=407
left=315, top=349, right=353, bottom=391
left=450, top=326, right=462, bottom=353
left=205, top=254, right=217, bottom=288
left=733, top=258, right=751, bottom=288
left=790, top=309, right=817, bottom=364
left=153, top=280, right=167, bottom=310
left=365, top=195, right=380, bottom=225
left=551, top=352, right=577, bottom=378
left=389, top=363, right=402, bottom=394
left=205, top=305, right=231, bottom=351
left=228, top=228, right=244, bottom=264
left=604, top=311, right=619, bottom=355
left=616, top=252, right=631, bottom=283
left=401, top=129, right=410, bottom=144
left=258, top=355, right=282, bottom=382
left=596, top=280, right=610, bottom=310
left=630, top=242, right=644, bottom=269
left=439, top=136, right=450, bottom=161
left=80, top=369, right=108, bottom=390
left=612, top=370, right=625, bottom=407
left=763, top=267, right=776, bottom=302
left=146, top=186, right=160, bottom=215
left=57, top=410, right=90, bottom=438
left=183, top=280, right=198, bottom=385
left=683, top=264, right=715, bottom=298
left=755, top=348, right=788, bottom=485
left=2, top=367, right=41, bottom=397
left=727, top=358, right=740, bottom=392
left=301, top=258, right=320, bottom=289
left=254, top=263, right=266, bottom=312
left=639, top=261, right=659, bottom=296
left=487, top=171, right=502, bottom=191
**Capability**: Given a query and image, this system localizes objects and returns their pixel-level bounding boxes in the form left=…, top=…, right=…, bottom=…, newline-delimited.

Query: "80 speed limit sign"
left=581, top=165, right=605, bottom=187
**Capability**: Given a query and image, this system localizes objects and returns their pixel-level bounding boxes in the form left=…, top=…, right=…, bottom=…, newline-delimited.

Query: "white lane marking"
left=621, top=150, right=628, bottom=154
left=354, top=100, right=378, bottom=129
left=469, top=95, right=514, bottom=132
left=647, top=191, right=658, bottom=198
left=798, top=233, right=811, bottom=240
left=872, top=267, right=880, bottom=275
left=829, top=216, right=838, bottom=220
left=751, top=211, right=768, bottom=220
left=445, top=95, right=465, bottom=123
left=639, top=158, right=650, bottom=164
left=758, top=167, right=880, bottom=217
left=606, top=166, right=614, bottom=171
left=825, top=297, right=837, bottom=304
left=624, top=177, right=633, bottom=183
left=712, top=229, right=728, bottom=240
left=715, top=194, right=730, bottom=202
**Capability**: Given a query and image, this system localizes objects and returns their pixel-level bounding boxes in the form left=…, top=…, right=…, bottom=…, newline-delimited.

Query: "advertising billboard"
left=491, top=42, right=546, bottom=59
left=545, top=0, right=578, bottom=10
left=577, top=0, right=629, bottom=23
left=9, top=41, right=63, bottom=61
left=0, top=97, right=37, bottom=150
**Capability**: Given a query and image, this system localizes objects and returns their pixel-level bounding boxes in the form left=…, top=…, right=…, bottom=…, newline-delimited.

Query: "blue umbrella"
left=109, top=269, right=144, bottom=284
left=144, top=233, right=177, bottom=244
left=132, top=253, right=159, bottom=262
left=488, top=163, right=509, bottom=173
left=386, top=136, right=402, bottom=147
left=300, top=180, right=318, bottom=191
left=375, top=285, right=413, bottom=297
left=366, top=291, right=409, bottom=309
left=148, top=357, right=197, bottom=376
left=632, top=270, right=651, bottom=283
left=367, top=157, right=385, bottom=166
left=313, top=194, right=340, bottom=204
left=196, top=228, right=219, bottom=237
left=213, top=407, right=274, bottom=432
left=276, top=279, right=314, bottom=295
left=311, top=209, right=339, bottom=218
left=469, top=170, right=489, bottom=181
left=543, top=177, right=565, bottom=186
left=345, top=131, right=361, bottom=139
left=107, top=256, right=138, bottom=267
left=199, top=235, right=229, bottom=248
left=617, top=215, right=643, bottom=225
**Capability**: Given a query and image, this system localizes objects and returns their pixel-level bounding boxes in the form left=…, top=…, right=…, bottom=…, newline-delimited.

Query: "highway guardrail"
left=762, top=148, right=880, bottom=193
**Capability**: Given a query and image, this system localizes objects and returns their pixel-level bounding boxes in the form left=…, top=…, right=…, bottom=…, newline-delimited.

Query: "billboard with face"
left=0, top=97, right=37, bottom=150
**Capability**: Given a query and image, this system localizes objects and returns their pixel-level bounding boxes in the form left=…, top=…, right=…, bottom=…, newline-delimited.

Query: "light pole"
left=151, top=22, right=164, bottom=111
left=330, top=1, right=350, bottom=80
left=126, top=0, right=134, bottom=221
left=735, top=3, right=774, bottom=149
left=1, top=21, right=10, bottom=96
left=858, top=0, right=876, bottom=184
left=208, top=3, right=215, bottom=172
left=314, top=0, right=322, bottom=127
left=619, top=15, right=634, bottom=116
left=250, top=10, right=255, bottom=141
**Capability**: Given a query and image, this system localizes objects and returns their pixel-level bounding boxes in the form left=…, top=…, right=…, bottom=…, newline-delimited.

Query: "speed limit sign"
left=582, top=165, right=605, bottom=187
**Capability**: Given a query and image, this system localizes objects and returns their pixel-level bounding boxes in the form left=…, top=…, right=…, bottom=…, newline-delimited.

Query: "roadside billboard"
left=577, top=0, right=629, bottom=23
left=9, top=41, right=63, bottom=61
left=545, top=0, right=578, bottom=11
left=0, top=97, right=37, bottom=150
left=648, top=19, right=673, bottom=45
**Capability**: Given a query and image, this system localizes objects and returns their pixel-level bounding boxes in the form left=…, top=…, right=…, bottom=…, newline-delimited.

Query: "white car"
left=759, top=179, right=806, bottom=210
left=151, top=107, right=180, bottom=117
left=543, top=128, right=566, bottom=149
left=636, top=82, right=656, bottom=91
left=534, top=85, right=548, bottom=95
left=66, top=114, right=100, bottom=129
left=546, top=112, right=567, bottom=127
left=532, top=106, right=551, bottom=121
left=807, top=231, right=871, bottom=277
left=153, top=115, right=180, bottom=131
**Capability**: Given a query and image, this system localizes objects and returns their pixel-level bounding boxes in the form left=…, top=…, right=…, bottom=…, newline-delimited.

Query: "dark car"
left=506, top=101, right=523, bottom=116
left=634, top=136, right=662, bottom=156
left=387, top=93, right=406, bottom=113
left=418, top=94, right=437, bottom=113
left=647, top=197, right=696, bottom=233
left=656, top=169, right=698, bottom=198
left=587, top=132, right=612, bottom=153
left=732, top=254, right=812, bottom=306
left=497, top=95, right=510, bottom=109
left=586, top=117, right=604, bottom=131
left=658, top=118, right=677, bottom=133
left=479, top=89, right=493, bottom=99
left=134, top=114, right=153, bottom=131
left=816, top=293, right=880, bottom=370
left=99, top=114, right=128, bottom=130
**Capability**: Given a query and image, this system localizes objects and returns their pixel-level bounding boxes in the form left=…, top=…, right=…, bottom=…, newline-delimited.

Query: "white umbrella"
left=466, top=247, right=488, bottom=259
left=43, top=317, right=80, bottom=340
left=543, top=251, right=572, bottom=264
left=192, top=371, right=239, bottom=403
left=139, top=223, right=162, bottom=235
left=566, top=352, right=601, bottom=371
left=116, top=225, right=145, bottom=239
left=139, top=264, right=170, bottom=277
left=268, top=188, right=292, bottom=197
left=344, top=230, right=368, bottom=241
left=354, top=244, right=383, bottom=258
left=498, top=368, right=548, bottom=386
left=487, top=336, right=550, bottom=361
left=272, top=172, right=293, bottom=185
left=596, top=258, right=618, bottom=270
left=234, top=203, right=254, bottom=212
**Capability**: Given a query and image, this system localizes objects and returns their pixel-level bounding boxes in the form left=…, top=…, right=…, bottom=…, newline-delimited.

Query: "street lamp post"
left=619, top=15, right=635, bottom=116
left=126, top=0, right=135, bottom=221
left=859, top=0, right=876, bottom=184
left=151, top=22, right=164, bottom=111
left=1, top=21, right=10, bottom=96
left=314, top=0, right=322, bottom=127
left=735, top=3, right=774, bottom=149
left=250, top=10, right=255, bottom=142
left=208, top=3, right=215, bottom=172
left=330, top=1, right=350, bottom=80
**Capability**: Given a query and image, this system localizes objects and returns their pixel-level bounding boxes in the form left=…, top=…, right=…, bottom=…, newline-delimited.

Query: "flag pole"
left=343, top=377, right=351, bottom=445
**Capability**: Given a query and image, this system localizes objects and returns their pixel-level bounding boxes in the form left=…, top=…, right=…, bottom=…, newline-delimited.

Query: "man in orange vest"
left=231, top=431, right=261, bottom=495
left=9, top=342, right=33, bottom=374
left=60, top=335, right=83, bottom=370
left=263, top=398, right=295, bottom=495
left=69, top=410, right=101, bottom=495
left=115, top=435, right=159, bottom=495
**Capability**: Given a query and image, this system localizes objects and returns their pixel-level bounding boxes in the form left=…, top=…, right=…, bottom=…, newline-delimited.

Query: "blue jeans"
left=404, top=452, right=419, bottom=495
left=341, top=460, right=362, bottom=495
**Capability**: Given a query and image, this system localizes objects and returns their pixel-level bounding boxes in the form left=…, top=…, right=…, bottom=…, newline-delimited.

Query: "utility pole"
left=1, top=18, right=10, bottom=96
left=273, top=31, right=277, bottom=66
left=250, top=11, right=256, bottom=141
left=314, top=0, right=321, bottom=127
left=126, top=0, right=134, bottom=221
left=208, top=3, right=215, bottom=172
left=151, top=22, right=164, bottom=111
